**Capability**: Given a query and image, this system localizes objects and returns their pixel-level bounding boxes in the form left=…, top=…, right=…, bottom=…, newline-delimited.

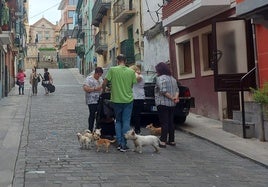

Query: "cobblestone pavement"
left=12, top=69, right=268, bottom=187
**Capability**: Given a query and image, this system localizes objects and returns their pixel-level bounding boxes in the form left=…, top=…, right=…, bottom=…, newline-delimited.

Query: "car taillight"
left=183, top=89, right=191, bottom=97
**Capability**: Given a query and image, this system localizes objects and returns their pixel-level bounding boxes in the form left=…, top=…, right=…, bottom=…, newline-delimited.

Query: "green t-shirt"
left=105, top=65, right=137, bottom=103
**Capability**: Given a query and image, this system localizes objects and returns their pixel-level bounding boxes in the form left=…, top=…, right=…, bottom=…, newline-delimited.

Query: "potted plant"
left=1, top=1, right=10, bottom=31
left=250, top=82, right=268, bottom=141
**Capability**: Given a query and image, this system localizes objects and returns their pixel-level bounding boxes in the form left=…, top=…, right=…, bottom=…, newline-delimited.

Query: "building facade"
left=0, top=0, right=28, bottom=99
left=26, top=18, right=59, bottom=69
left=58, top=0, right=77, bottom=69
left=142, top=0, right=169, bottom=71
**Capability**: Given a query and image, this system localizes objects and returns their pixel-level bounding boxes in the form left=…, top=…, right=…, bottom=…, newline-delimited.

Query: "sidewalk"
left=181, top=113, right=268, bottom=167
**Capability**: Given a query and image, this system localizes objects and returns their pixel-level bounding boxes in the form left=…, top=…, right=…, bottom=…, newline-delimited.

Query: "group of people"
left=83, top=54, right=179, bottom=152
left=16, top=67, right=53, bottom=96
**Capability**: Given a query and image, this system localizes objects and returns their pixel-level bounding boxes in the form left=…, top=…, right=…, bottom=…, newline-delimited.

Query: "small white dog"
left=124, top=129, right=160, bottom=153
left=77, top=132, right=91, bottom=149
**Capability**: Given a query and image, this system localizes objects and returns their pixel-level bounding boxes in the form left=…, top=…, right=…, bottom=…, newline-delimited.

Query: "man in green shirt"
left=102, top=54, right=137, bottom=152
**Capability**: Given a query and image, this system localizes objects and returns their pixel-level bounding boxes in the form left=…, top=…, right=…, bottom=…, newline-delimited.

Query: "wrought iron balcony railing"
left=95, top=31, right=108, bottom=54
left=92, top=0, right=111, bottom=27
left=113, top=0, right=135, bottom=23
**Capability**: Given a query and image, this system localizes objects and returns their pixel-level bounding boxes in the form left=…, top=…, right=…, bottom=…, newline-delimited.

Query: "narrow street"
left=5, top=68, right=266, bottom=187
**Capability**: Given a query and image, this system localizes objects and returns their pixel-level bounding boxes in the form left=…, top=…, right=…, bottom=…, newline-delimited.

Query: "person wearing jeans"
left=113, top=102, right=133, bottom=148
left=102, top=54, right=137, bottom=152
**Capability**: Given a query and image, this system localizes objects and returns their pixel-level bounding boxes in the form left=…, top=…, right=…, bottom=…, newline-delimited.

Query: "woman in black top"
left=43, top=68, right=53, bottom=95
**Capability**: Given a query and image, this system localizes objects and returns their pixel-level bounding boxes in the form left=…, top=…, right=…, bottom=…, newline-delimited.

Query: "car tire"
left=174, top=116, right=186, bottom=124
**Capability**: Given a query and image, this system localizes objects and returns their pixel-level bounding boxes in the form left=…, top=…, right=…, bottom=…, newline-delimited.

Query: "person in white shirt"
left=130, top=65, right=145, bottom=134
left=83, top=67, right=103, bottom=132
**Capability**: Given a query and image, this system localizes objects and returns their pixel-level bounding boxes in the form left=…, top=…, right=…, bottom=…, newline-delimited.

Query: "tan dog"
left=77, top=132, right=91, bottom=149
left=146, top=123, right=161, bottom=136
left=93, top=133, right=116, bottom=152
left=83, top=129, right=94, bottom=140
left=125, top=129, right=160, bottom=154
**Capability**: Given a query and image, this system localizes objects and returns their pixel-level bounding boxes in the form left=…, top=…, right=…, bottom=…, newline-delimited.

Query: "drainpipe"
left=138, top=0, right=143, bottom=61
left=251, top=19, right=260, bottom=88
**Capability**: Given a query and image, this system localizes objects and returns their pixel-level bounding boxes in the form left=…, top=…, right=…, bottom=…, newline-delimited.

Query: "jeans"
left=112, top=101, right=133, bottom=148
left=88, top=103, right=98, bottom=132
left=18, top=82, right=24, bottom=94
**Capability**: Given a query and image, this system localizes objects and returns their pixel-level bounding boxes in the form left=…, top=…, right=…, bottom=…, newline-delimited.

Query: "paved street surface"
left=1, top=69, right=268, bottom=187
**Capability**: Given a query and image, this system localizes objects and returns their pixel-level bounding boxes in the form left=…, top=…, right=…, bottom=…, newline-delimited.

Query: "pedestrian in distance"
left=154, top=62, right=179, bottom=148
left=83, top=67, right=104, bottom=132
left=16, top=68, right=26, bottom=95
left=129, top=64, right=145, bottom=134
left=42, top=67, right=53, bottom=95
left=30, top=67, right=40, bottom=96
left=102, top=54, right=137, bottom=152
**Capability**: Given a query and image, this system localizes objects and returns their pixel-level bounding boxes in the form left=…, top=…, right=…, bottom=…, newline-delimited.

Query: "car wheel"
left=174, top=116, right=186, bottom=124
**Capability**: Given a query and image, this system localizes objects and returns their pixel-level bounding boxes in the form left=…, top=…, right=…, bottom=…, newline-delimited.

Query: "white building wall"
left=142, top=0, right=169, bottom=71
left=143, top=34, right=169, bottom=71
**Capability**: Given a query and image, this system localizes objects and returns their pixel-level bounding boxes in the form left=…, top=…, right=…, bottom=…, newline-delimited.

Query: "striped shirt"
left=154, top=75, right=179, bottom=107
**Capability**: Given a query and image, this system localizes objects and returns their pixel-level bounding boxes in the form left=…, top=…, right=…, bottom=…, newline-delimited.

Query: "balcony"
left=162, top=0, right=231, bottom=27
left=120, top=39, right=134, bottom=64
left=236, top=0, right=268, bottom=25
left=0, top=31, right=12, bottom=45
left=113, top=0, right=135, bottom=23
left=92, top=0, right=111, bottom=27
left=95, top=31, right=108, bottom=54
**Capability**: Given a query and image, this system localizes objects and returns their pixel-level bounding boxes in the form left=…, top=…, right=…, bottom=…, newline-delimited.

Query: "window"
left=45, top=31, right=50, bottom=40
left=37, top=31, right=42, bottom=41
left=199, top=26, right=213, bottom=76
left=68, top=10, right=75, bottom=18
left=69, top=0, right=78, bottom=5
left=68, top=23, right=74, bottom=30
left=177, top=40, right=192, bottom=75
left=201, top=32, right=213, bottom=71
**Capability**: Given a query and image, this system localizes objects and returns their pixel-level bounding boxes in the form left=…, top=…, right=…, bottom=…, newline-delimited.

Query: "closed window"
left=201, top=32, right=213, bottom=71
left=177, top=40, right=192, bottom=75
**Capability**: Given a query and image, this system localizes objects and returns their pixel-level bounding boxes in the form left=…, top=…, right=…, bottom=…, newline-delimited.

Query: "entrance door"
left=212, top=18, right=255, bottom=92
left=212, top=18, right=256, bottom=118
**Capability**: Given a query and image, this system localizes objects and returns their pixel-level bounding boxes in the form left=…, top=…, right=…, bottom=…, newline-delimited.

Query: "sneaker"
left=117, top=145, right=121, bottom=150
left=120, top=147, right=127, bottom=152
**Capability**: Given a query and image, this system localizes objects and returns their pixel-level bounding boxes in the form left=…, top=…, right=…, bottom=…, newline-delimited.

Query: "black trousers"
left=131, top=99, right=144, bottom=133
left=88, top=103, right=98, bottom=132
left=157, top=105, right=175, bottom=143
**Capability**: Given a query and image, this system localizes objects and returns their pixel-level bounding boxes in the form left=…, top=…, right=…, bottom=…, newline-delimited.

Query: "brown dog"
left=146, top=123, right=161, bottom=136
left=93, top=133, right=116, bottom=152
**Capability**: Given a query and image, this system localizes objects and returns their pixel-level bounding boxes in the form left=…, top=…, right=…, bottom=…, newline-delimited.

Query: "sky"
left=29, top=0, right=62, bottom=25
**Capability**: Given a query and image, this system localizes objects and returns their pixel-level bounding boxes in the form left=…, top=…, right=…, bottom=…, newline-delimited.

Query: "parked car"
left=89, top=68, right=194, bottom=126
left=141, top=71, right=194, bottom=126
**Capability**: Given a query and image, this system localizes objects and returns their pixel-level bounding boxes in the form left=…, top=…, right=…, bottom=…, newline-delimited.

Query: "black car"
left=140, top=71, right=194, bottom=126
left=91, top=69, right=194, bottom=126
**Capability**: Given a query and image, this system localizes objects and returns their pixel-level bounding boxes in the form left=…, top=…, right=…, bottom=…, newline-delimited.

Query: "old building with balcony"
left=112, top=0, right=144, bottom=66
left=74, top=0, right=96, bottom=75
left=58, top=0, right=77, bottom=69
left=0, top=0, right=28, bottom=98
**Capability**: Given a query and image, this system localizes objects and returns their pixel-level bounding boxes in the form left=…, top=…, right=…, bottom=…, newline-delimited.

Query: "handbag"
left=47, top=83, right=55, bottom=93
left=16, top=80, right=20, bottom=85
left=37, top=76, right=41, bottom=82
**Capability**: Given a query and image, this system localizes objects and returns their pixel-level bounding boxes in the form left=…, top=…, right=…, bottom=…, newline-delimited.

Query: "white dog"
left=124, top=129, right=160, bottom=153
left=76, top=132, right=91, bottom=149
